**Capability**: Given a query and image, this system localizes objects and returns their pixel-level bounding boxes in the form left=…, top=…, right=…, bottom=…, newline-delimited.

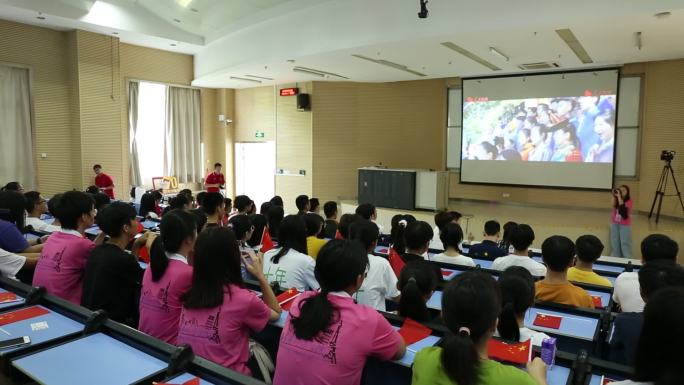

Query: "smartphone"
left=134, top=233, right=143, bottom=239
left=0, top=336, right=30, bottom=349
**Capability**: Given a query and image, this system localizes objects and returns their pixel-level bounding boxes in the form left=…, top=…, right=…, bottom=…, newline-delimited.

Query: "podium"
left=358, top=168, right=416, bottom=210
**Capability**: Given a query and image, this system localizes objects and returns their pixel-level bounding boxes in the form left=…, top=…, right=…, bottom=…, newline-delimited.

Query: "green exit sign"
left=255, top=131, right=265, bottom=138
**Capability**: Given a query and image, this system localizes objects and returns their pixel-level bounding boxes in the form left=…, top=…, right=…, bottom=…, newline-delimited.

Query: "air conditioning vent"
left=517, top=62, right=560, bottom=70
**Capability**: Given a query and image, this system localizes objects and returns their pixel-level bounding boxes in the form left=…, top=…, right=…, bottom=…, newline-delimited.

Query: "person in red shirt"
left=93, top=164, right=115, bottom=199
left=204, top=163, right=225, bottom=193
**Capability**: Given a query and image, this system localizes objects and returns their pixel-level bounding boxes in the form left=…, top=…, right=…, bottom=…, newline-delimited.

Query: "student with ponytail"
left=262, top=215, right=319, bottom=292
left=397, top=260, right=437, bottom=322
left=138, top=209, right=197, bottom=344
left=496, top=266, right=550, bottom=347
left=177, top=227, right=281, bottom=376
left=273, top=240, right=405, bottom=385
left=413, top=271, right=547, bottom=385
left=390, top=214, right=416, bottom=255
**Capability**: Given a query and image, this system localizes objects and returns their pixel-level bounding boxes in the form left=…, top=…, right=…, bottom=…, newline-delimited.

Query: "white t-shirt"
left=430, top=253, right=476, bottom=268
left=491, top=254, right=547, bottom=277
left=25, top=217, right=61, bottom=233
left=612, top=271, right=644, bottom=312
left=262, top=248, right=319, bottom=292
left=354, top=254, right=399, bottom=311
left=0, top=248, right=26, bottom=278
left=494, top=327, right=550, bottom=347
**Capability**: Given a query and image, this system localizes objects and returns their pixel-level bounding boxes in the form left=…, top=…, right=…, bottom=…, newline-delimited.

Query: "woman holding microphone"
left=611, top=185, right=633, bottom=258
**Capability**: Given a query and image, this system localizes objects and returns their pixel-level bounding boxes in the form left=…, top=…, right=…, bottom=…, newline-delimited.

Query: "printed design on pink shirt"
left=141, top=281, right=172, bottom=313
left=41, top=246, right=65, bottom=272
left=179, top=307, right=221, bottom=344
left=264, top=266, right=287, bottom=286
left=282, top=318, right=343, bottom=365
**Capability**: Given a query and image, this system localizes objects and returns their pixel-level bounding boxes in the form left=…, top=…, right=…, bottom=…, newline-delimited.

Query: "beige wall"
left=0, top=20, right=225, bottom=198
left=234, top=86, right=275, bottom=142
left=0, top=20, right=77, bottom=193
left=311, top=79, right=446, bottom=202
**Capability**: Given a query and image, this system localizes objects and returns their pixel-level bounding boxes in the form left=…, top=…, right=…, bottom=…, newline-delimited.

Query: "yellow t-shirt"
left=567, top=267, right=613, bottom=287
left=306, top=236, right=328, bottom=259
left=535, top=280, right=595, bottom=308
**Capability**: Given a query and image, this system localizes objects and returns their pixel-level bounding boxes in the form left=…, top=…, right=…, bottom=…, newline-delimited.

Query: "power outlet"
left=502, top=193, right=510, bottom=198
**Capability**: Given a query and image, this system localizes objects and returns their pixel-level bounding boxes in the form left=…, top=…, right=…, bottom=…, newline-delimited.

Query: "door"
left=235, top=141, right=276, bottom=208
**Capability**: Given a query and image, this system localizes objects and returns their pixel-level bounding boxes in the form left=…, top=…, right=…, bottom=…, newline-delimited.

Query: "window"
left=615, top=76, right=642, bottom=178
left=135, top=81, right=166, bottom=186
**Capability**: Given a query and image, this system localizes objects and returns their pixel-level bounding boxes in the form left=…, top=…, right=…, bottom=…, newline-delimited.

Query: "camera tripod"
left=649, top=160, right=684, bottom=223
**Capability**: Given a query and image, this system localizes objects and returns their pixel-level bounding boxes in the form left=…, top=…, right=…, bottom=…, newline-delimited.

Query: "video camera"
left=661, top=150, right=676, bottom=162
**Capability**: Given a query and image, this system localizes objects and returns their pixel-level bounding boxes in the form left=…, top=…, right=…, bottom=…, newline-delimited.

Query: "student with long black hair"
left=262, top=215, right=319, bottom=292
left=498, top=221, right=518, bottom=254
left=138, top=192, right=159, bottom=219
left=266, top=204, right=284, bottom=239
left=401, top=220, right=433, bottom=263
left=496, top=266, right=549, bottom=347
left=229, top=214, right=257, bottom=279
left=178, top=227, right=281, bottom=376
left=0, top=190, right=44, bottom=254
left=138, top=209, right=197, bottom=344
left=413, top=271, right=547, bottom=385
left=611, top=184, right=633, bottom=259
left=247, top=214, right=267, bottom=248
left=273, top=240, right=405, bottom=385
left=390, top=214, right=416, bottom=254
left=612, top=287, right=684, bottom=385
left=338, top=213, right=363, bottom=240
left=397, top=260, right=437, bottom=322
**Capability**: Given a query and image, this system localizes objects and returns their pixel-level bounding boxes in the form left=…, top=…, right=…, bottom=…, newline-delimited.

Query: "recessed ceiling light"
left=173, top=18, right=181, bottom=23
left=177, top=0, right=193, bottom=7
left=654, top=11, right=672, bottom=18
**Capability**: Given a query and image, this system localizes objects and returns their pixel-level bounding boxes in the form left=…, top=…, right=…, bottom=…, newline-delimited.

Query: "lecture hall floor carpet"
left=340, top=199, right=684, bottom=264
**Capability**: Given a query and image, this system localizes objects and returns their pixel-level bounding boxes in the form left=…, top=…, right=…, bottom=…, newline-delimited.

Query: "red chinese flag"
left=602, top=376, right=618, bottom=385
left=533, top=313, right=562, bottom=329
left=487, top=338, right=532, bottom=364
left=592, top=295, right=603, bottom=308
left=335, top=230, right=343, bottom=240
left=388, top=247, right=406, bottom=278
left=398, top=318, right=432, bottom=345
left=0, top=292, right=18, bottom=303
left=157, top=377, right=200, bottom=385
left=0, top=306, right=49, bottom=326
left=276, top=288, right=301, bottom=311
left=260, top=228, right=275, bottom=253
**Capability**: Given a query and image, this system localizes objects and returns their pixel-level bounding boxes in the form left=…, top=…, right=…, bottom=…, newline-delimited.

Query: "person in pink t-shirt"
left=139, top=210, right=197, bottom=344
left=610, top=185, right=633, bottom=259
left=177, top=227, right=281, bottom=376
left=273, top=240, right=406, bottom=385
left=33, top=191, right=104, bottom=304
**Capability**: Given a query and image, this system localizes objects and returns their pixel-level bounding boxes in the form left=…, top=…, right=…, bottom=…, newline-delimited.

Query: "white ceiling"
left=2, top=0, right=684, bottom=88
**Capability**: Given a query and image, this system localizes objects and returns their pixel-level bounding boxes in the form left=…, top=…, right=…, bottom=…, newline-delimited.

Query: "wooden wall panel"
left=276, top=83, right=312, bottom=213
left=0, top=20, right=76, bottom=194
left=234, top=86, right=275, bottom=142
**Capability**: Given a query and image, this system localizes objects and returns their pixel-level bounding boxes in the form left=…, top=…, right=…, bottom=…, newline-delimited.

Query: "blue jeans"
left=611, top=223, right=632, bottom=258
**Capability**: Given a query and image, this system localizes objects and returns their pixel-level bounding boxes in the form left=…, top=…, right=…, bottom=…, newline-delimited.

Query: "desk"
left=85, top=225, right=100, bottom=237
left=426, top=291, right=442, bottom=311
left=23, top=233, right=39, bottom=242
left=391, top=326, right=440, bottom=367
left=166, top=372, right=215, bottom=385
left=0, top=288, right=24, bottom=310
left=141, top=220, right=160, bottom=230
left=0, top=306, right=82, bottom=356
left=139, top=261, right=149, bottom=269
left=13, top=332, right=167, bottom=385
left=587, top=290, right=611, bottom=308
left=524, top=308, right=599, bottom=341
left=374, top=246, right=390, bottom=256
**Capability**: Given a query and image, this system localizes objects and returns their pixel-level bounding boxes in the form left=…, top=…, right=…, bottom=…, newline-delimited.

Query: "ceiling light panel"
left=440, top=42, right=501, bottom=71
left=351, top=55, right=427, bottom=77
left=555, top=28, right=593, bottom=64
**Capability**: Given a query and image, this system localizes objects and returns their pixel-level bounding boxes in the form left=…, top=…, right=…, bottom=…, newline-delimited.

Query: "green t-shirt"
left=412, top=347, right=538, bottom=385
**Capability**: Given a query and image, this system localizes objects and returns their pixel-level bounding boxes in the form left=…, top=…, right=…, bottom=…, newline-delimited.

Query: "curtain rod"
left=126, top=77, right=201, bottom=90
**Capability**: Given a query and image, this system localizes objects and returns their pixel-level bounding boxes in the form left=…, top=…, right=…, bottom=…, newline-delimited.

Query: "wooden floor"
left=341, top=199, right=684, bottom=263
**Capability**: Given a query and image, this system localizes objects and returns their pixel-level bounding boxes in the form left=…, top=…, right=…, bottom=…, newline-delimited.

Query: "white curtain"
left=165, top=86, right=201, bottom=183
left=127, top=81, right=142, bottom=186
left=0, top=66, right=34, bottom=189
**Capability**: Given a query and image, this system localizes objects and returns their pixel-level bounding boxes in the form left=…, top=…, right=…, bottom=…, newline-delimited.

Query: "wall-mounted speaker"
left=297, top=93, right=311, bottom=111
